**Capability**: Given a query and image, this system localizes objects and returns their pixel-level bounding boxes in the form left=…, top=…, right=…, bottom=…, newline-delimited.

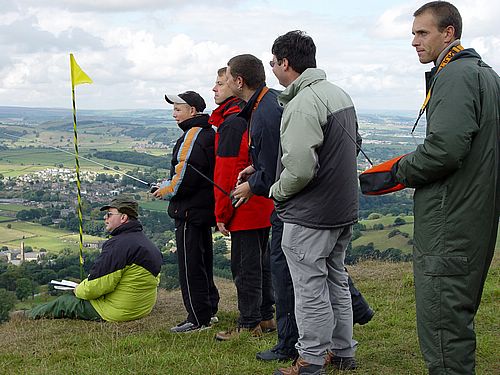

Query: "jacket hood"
left=427, top=47, right=482, bottom=88
left=452, top=48, right=481, bottom=62
left=178, top=114, right=211, bottom=132
left=279, top=68, right=326, bottom=106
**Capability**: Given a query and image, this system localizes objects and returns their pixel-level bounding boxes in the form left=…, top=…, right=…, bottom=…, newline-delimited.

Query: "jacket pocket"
left=413, top=183, right=447, bottom=254
left=423, top=255, right=469, bottom=276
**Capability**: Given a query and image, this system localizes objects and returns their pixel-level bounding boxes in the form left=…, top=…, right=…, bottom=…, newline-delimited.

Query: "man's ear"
left=236, top=76, right=244, bottom=89
left=282, top=57, right=290, bottom=71
left=444, top=25, right=456, bottom=43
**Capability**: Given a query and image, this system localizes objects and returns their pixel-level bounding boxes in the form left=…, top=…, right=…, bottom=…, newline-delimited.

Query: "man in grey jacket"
left=269, top=30, right=360, bottom=374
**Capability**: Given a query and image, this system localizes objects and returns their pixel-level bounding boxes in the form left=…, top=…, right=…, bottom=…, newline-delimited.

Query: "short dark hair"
left=414, top=1, right=462, bottom=39
left=227, top=54, right=265, bottom=90
left=272, top=30, right=316, bottom=74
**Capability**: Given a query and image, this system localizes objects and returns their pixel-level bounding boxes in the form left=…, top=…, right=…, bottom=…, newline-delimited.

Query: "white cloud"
left=371, top=3, right=416, bottom=40
left=0, top=0, right=498, bottom=111
left=22, top=0, right=244, bottom=12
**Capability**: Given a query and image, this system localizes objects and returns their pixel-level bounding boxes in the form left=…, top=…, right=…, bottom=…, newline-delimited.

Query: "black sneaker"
left=170, top=320, right=210, bottom=333
left=329, top=355, right=357, bottom=370
left=354, top=308, right=374, bottom=325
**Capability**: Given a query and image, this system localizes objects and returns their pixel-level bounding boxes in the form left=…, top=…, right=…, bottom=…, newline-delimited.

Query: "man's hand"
left=232, top=181, right=254, bottom=207
left=237, top=165, right=256, bottom=185
left=152, top=188, right=162, bottom=198
left=217, top=222, right=230, bottom=236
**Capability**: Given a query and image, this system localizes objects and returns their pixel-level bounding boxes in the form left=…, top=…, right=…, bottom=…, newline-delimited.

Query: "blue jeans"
left=231, top=227, right=274, bottom=328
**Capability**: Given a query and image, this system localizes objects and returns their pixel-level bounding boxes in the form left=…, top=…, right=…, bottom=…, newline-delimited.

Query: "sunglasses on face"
left=269, top=59, right=282, bottom=68
left=104, top=212, right=122, bottom=219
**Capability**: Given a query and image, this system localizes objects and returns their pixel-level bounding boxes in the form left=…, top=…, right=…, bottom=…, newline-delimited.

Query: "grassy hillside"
left=352, top=224, right=414, bottom=254
left=359, top=215, right=414, bottom=229
left=1, top=257, right=498, bottom=375
left=353, top=214, right=414, bottom=254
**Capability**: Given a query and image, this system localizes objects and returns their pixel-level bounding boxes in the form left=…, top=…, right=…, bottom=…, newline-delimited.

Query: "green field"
left=0, top=221, right=104, bottom=252
left=0, top=203, right=26, bottom=212
left=355, top=215, right=500, bottom=254
left=139, top=199, right=167, bottom=212
left=353, top=224, right=414, bottom=253
left=1, top=124, right=142, bottom=151
left=0, top=148, right=162, bottom=178
left=354, top=214, right=415, bottom=253
left=0, top=215, right=14, bottom=222
left=360, top=214, right=414, bottom=229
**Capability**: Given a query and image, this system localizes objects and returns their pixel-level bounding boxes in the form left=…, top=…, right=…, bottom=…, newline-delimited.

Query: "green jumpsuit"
left=396, top=48, right=499, bottom=375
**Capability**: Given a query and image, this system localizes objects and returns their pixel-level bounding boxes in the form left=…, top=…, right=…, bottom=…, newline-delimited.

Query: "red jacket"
left=209, top=97, right=273, bottom=232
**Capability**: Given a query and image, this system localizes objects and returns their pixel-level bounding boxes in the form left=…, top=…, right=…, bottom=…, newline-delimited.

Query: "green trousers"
left=413, top=229, right=496, bottom=375
left=29, top=294, right=102, bottom=321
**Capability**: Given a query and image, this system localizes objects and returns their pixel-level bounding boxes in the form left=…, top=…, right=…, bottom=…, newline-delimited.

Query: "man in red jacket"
left=209, top=67, right=276, bottom=340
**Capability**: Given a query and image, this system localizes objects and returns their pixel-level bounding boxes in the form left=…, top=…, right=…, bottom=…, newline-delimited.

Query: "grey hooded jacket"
left=270, top=68, right=361, bottom=229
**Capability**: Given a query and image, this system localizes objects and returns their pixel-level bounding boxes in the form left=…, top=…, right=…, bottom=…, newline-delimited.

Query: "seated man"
left=29, top=195, right=163, bottom=322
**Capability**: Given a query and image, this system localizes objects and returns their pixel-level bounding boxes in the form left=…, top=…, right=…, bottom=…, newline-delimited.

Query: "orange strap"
left=248, top=86, right=270, bottom=146
left=412, top=44, right=464, bottom=133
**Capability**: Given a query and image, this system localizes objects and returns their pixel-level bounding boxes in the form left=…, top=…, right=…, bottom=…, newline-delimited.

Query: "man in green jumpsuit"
left=394, top=2, right=499, bottom=374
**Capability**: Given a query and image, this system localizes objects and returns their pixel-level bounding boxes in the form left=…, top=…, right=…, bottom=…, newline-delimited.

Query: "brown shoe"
left=260, top=318, right=277, bottom=332
left=215, top=325, right=262, bottom=341
left=274, top=357, right=325, bottom=375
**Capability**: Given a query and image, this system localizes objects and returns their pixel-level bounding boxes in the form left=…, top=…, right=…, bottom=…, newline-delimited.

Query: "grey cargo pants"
left=281, top=223, right=357, bottom=366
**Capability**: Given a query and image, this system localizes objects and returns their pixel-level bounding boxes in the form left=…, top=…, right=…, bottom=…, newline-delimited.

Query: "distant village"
left=0, top=167, right=140, bottom=264
left=1, top=167, right=138, bottom=209
left=11, top=167, right=123, bottom=201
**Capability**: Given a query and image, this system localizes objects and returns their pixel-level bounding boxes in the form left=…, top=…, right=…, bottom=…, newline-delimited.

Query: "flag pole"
left=69, top=53, right=93, bottom=281
left=71, top=86, right=85, bottom=281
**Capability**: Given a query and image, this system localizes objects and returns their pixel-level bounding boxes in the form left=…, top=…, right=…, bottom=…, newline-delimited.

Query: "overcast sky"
left=0, top=0, right=498, bottom=112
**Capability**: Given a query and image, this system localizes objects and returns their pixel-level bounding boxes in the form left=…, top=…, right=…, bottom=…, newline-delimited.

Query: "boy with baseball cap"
left=153, top=91, right=220, bottom=332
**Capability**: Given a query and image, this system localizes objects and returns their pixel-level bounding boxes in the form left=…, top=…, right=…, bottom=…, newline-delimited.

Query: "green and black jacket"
left=75, top=220, right=162, bottom=322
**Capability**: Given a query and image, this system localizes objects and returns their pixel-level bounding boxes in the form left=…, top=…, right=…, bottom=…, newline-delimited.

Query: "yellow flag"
left=70, top=53, right=93, bottom=88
